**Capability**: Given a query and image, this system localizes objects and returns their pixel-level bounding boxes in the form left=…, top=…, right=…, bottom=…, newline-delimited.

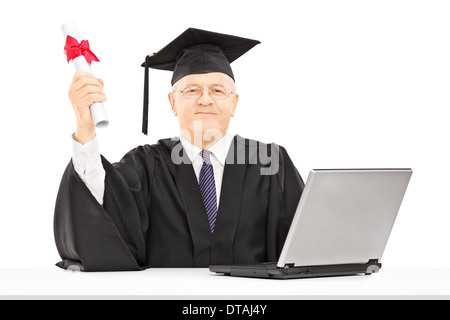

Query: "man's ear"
left=168, top=92, right=178, bottom=116
left=231, top=93, right=239, bottom=117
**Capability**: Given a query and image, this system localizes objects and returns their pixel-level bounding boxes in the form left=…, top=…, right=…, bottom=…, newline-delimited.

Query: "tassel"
left=142, top=54, right=150, bottom=135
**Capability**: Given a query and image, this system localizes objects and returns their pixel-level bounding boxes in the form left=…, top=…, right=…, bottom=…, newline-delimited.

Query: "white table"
left=0, top=268, right=449, bottom=300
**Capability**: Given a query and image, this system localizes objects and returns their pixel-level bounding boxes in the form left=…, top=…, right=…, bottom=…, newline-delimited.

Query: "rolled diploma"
left=61, top=21, right=109, bottom=128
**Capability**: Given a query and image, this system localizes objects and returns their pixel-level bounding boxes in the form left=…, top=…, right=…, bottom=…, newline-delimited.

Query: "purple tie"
left=199, top=150, right=218, bottom=233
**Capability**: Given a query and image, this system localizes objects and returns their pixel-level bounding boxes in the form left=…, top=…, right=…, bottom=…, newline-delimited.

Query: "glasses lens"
left=210, top=88, right=228, bottom=99
left=183, top=87, right=202, bottom=98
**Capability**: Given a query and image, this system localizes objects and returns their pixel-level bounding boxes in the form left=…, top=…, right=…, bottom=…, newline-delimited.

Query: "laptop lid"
left=277, top=168, right=412, bottom=268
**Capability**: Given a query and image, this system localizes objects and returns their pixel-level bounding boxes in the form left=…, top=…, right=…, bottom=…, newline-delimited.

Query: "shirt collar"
left=179, top=131, right=235, bottom=166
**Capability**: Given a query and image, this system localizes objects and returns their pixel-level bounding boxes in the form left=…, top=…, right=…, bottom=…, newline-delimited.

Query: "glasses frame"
left=172, top=86, right=236, bottom=100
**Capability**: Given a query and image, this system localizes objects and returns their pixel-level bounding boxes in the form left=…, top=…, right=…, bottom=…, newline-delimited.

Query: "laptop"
left=209, top=168, right=412, bottom=279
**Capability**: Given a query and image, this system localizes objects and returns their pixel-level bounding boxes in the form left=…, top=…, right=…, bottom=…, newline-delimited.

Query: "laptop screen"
left=277, top=168, right=412, bottom=268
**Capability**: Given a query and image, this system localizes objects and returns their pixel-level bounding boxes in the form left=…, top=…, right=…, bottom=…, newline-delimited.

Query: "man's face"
left=168, top=72, right=239, bottom=143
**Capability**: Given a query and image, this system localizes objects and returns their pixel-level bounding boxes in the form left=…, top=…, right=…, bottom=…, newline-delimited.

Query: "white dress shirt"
left=179, top=133, right=235, bottom=205
left=71, top=134, right=105, bottom=205
left=71, top=132, right=235, bottom=207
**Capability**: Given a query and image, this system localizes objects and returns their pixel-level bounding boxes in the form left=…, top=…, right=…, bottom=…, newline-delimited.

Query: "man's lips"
left=195, top=112, right=216, bottom=115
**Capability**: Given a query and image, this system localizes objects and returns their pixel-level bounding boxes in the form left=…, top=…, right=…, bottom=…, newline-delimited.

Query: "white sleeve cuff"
left=71, top=134, right=105, bottom=205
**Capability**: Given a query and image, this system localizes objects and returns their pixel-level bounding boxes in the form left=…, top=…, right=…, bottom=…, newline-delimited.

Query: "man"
left=54, top=28, right=304, bottom=271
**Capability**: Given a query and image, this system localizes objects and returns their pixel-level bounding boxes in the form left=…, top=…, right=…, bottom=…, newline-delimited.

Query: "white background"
left=0, top=0, right=449, bottom=268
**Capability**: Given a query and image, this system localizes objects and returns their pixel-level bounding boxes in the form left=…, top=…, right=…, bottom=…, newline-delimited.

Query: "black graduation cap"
left=141, top=28, right=261, bottom=135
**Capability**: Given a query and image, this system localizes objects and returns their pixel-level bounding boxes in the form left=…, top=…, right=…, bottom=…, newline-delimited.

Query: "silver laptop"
left=209, top=168, right=413, bottom=279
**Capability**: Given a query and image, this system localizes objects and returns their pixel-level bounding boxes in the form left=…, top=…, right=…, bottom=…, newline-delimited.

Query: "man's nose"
left=197, top=89, right=214, bottom=105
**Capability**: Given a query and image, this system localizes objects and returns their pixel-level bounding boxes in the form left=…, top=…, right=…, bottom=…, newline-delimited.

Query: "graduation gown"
left=53, top=135, right=304, bottom=271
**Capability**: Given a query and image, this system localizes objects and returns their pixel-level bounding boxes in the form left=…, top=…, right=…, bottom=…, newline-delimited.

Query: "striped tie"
left=199, top=150, right=218, bottom=233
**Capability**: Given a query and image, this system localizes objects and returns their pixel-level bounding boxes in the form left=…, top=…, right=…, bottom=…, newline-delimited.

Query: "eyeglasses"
left=173, top=86, right=235, bottom=100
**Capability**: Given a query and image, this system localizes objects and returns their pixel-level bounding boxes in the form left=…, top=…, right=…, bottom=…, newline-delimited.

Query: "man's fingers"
left=77, top=85, right=106, bottom=99
left=71, top=77, right=104, bottom=93
left=71, top=72, right=104, bottom=92
left=81, top=93, right=107, bottom=107
left=67, top=72, right=106, bottom=130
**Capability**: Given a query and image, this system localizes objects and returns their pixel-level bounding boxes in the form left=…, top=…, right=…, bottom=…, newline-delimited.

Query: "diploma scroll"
left=61, top=21, right=109, bottom=129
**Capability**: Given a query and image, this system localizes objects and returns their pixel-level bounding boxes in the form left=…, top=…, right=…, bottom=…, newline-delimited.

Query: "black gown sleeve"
left=53, top=148, right=151, bottom=272
left=266, top=145, right=305, bottom=262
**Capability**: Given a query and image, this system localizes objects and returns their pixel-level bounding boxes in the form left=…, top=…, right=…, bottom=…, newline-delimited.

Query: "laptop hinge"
left=366, top=259, right=382, bottom=274
left=283, top=263, right=295, bottom=269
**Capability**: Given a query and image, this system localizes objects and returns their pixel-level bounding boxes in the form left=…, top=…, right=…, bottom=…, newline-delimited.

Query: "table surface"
left=1, top=267, right=449, bottom=299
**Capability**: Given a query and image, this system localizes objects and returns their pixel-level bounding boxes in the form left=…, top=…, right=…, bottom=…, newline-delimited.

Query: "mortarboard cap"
left=140, top=28, right=261, bottom=135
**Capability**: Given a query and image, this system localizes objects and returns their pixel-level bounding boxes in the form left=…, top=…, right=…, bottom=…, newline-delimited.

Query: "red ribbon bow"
left=64, top=35, right=100, bottom=65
